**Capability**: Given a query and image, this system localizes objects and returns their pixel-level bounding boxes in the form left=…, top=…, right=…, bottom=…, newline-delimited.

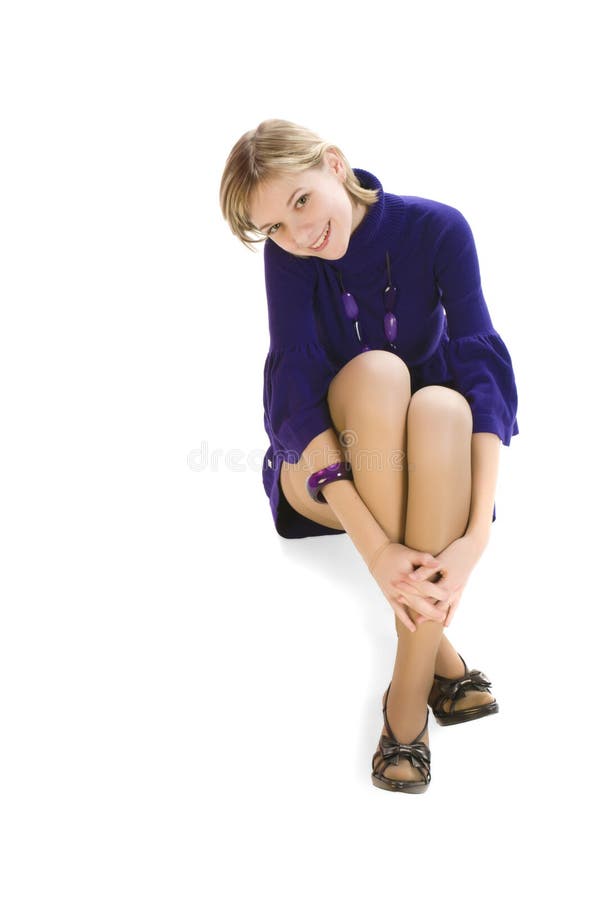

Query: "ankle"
left=384, top=693, right=429, bottom=744
left=383, top=711, right=429, bottom=746
left=387, top=679, right=431, bottom=712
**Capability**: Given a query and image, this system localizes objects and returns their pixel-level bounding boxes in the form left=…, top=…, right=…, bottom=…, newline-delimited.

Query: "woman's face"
left=248, top=150, right=367, bottom=259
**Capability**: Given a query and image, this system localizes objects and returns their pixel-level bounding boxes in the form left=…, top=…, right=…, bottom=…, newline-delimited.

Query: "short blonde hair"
left=219, top=118, right=380, bottom=252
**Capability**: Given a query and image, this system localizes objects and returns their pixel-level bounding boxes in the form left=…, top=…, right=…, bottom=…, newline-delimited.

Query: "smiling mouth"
left=309, top=221, right=330, bottom=250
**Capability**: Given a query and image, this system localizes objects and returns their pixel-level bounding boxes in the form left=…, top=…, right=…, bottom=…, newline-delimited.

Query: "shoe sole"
left=371, top=774, right=429, bottom=793
left=433, top=700, right=499, bottom=726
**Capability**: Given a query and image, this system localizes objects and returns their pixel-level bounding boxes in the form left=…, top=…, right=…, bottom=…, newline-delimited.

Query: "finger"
left=398, top=591, right=446, bottom=623
left=401, top=565, right=439, bottom=583
left=392, top=599, right=417, bottom=633
left=394, top=578, right=449, bottom=604
left=418, top=554, right=441, bottom=568
left=401, top=567, right=430, bottom=583
left=411, top=607, right=444, bottom=627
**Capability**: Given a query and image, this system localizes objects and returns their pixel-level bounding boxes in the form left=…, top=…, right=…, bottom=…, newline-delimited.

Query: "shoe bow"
left=443, top=670, right=492, bottom=701
left=379, top=734, right=431, bottom=775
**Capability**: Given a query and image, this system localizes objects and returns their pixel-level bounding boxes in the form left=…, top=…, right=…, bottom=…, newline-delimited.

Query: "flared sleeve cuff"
left=263, top=341, right=339, bottom=464
left=444, top=331, right=519, bottom=447
left=430, top=202, right=520, bottom=447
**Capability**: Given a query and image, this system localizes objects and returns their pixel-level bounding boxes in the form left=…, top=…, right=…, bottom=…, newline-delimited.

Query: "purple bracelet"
left=306, top=460, right=354, bottom=504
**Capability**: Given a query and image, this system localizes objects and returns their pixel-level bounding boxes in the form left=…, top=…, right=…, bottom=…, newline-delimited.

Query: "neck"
left=350, top=199, right=368, bottom=236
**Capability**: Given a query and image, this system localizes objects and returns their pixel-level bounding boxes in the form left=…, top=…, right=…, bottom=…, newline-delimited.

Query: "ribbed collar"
left=322, top=167, right=388, bottom=278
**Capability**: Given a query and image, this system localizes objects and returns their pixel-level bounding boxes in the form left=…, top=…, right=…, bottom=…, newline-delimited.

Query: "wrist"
left=368, top=538, right=392, bottom=575
left=464, top=527, right=489, bottom=555
left=320, top=479, right=390, bottom=568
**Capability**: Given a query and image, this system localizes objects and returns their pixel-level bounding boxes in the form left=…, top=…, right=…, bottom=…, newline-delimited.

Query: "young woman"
left=219, top=119, right=519, bottom=793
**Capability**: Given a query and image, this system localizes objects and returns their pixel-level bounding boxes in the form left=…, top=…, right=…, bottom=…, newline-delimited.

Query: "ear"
left=323, top=147, right=344, bottom=178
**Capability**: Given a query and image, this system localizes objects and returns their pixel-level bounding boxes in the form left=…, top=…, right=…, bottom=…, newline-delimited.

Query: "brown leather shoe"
left=428, top=653, right=499, bottom=725
left=371, top=682, right=431, bottom=793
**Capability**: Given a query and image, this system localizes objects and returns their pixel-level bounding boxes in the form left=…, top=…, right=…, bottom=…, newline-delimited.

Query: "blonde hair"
left=219, top=118, right=380, bottom=252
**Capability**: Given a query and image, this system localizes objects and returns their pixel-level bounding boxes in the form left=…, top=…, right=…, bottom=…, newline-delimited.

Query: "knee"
left=328, top=350, right=411, bottom=411
left=407, top=386, right=473, bottom=434
left=356, top=349, right=411, bottom=384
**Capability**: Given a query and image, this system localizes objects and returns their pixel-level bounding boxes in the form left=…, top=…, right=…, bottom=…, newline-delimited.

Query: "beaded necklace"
left=335, top=251, right=398, bottom=353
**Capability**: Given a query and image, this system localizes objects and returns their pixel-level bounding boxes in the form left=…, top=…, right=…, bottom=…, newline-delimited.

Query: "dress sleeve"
left=263, top=239, right=339, bottom=463
left=433, top=205, right=519, bottom=447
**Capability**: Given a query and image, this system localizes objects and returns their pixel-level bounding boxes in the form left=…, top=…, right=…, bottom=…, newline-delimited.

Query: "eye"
left=267, top=194, right=309, bottom=235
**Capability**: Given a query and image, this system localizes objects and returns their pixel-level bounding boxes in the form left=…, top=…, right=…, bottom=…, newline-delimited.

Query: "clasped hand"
left=372, top=535, right=486, bottom=632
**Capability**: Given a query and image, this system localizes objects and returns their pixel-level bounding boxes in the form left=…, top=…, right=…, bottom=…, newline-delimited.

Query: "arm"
left=465, top=432, right=501, bottom=548
left=301, top=427, right=390, bottom=570
left=310, top=429, right=501, bottom=563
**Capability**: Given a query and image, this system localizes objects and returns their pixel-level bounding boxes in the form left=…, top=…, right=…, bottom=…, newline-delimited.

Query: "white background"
left=1, top=1, right=600, bottom=897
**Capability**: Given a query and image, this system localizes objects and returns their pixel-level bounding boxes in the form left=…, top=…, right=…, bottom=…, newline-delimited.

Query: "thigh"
left=404, top=385, right=473, bottom=549
left=280, top=350, right=410, bottom=532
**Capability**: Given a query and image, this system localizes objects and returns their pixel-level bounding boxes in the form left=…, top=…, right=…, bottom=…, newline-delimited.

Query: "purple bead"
left=384, top=312, right=398, bottom=342
left=383, top=285, right=397, bottom=312
left=341, top=291, right=359, bottom=319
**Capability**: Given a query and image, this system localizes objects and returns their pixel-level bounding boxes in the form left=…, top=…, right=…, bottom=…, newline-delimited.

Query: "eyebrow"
left=259, top=188, right=305, bottom=232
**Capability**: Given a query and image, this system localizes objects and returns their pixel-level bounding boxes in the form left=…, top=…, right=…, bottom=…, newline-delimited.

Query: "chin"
left=325, top=237, right=349, bottom=260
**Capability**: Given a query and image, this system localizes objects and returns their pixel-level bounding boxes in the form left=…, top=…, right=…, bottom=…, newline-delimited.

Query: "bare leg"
left=283, top=352, right=495, bottom=783
left=326, top=355, right=494, bottom=783
left=380, top=386, right=474, bottom=781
